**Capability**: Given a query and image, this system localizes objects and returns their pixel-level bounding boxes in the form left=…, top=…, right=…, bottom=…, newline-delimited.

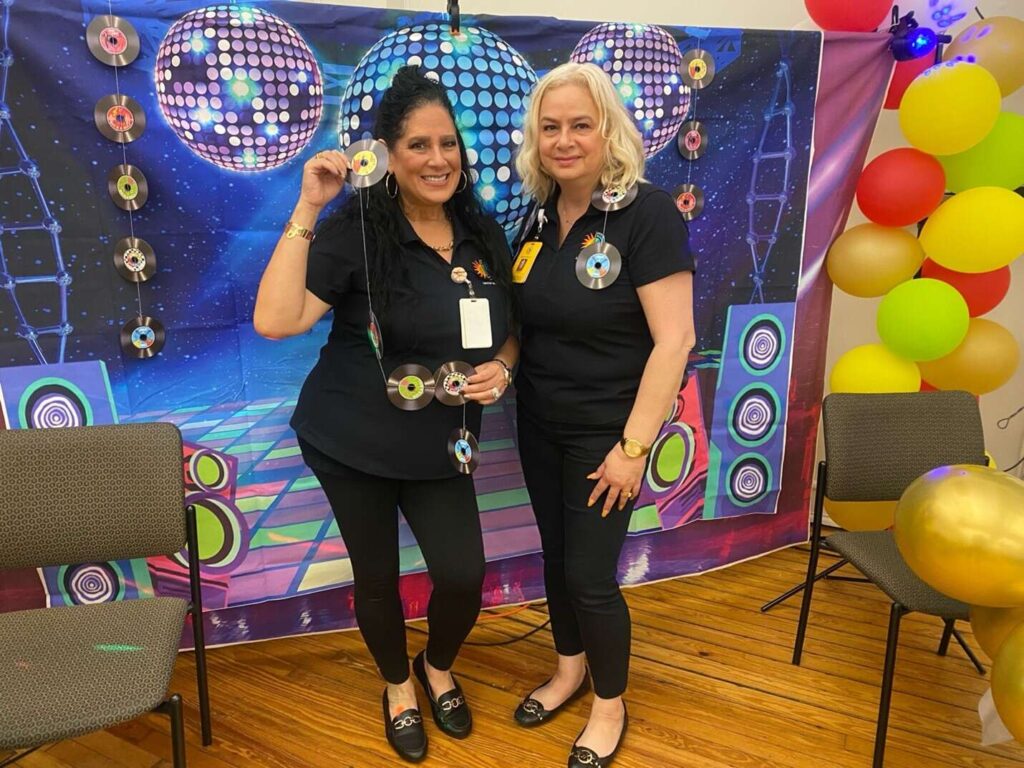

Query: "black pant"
left=310, top=460, right=485, bottom=684
left=516, top=410, right=635, bottom=699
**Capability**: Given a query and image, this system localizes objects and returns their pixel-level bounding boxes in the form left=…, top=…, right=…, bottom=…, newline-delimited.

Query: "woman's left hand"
left=463, top=361, right=508, bottom=405
left=588, top=444, right=645, bottom=517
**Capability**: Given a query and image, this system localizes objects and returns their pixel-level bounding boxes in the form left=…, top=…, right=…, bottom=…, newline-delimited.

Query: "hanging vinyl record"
left=433, top=360, right=476, bottom=406
left=591, top=183, right=638, bottom=212
left=86, top=15, right=140, bottom=67
left=113, top=237, right=156, bottom=282
left=681, top=49, right=716, bottom=89
left=672, top=183, right=705, bottom=221
left=107, top=164, right=148, bottom=211
left=677, top=120, right=708, bottom=160
left=344, top=139, right=389, bottom=188
left=448, top=427, right=479, bottom=475
left=120, top=316, right=165, bottom=358
left=94, top=94, right=145, bottom=143
left=575, top=241, right=622, bottom=290
left=386, top=364, right=435, bottom=411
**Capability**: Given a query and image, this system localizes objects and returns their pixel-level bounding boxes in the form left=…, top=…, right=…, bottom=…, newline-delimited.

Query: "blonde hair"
left=516, top=62, right=646, bottom=202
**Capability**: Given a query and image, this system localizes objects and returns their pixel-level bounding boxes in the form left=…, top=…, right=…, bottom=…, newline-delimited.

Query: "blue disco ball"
left=570, top=23, right=691, bottom=158
left=155, top=5, right=324, bottom=172
left=340, top=23, right=537, bottom=228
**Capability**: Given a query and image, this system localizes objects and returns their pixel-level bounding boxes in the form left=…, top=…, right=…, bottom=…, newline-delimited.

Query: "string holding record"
left=672, top=183, right=705, bottom=221
left=386, top=364, right=435, bottom=411
left=575, top=241, right=622, bottom=290
left=107, top=164, right=148, bottom=211
left=113, top=237, right=156, bottom=282
left=591, top=183, right=638, bottom=212
left=86, top=14, right=140, bottom=67
left=681, top=49, right=716, bottom=89
left=677, top=120, right=708, bottom=161
left=448, top=427, right=480, bottom=475
left=433, top=360, right=476, bottom=406
left=344, top=139, right=389, bottom=188
left=94, top=94, right=146, bottom=143
left=120, top=316, right=165, bottom=359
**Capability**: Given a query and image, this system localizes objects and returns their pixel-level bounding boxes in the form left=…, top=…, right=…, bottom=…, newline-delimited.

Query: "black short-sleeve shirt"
left=514, top=182, right=695, bottom=426
left=290, top=208, right=511, bottom=480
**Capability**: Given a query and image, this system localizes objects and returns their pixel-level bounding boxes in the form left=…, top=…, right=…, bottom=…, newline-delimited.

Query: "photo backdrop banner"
left=0, top=0, right=891, bottom=645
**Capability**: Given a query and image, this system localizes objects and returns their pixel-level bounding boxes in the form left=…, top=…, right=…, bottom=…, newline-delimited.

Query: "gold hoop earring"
left=455, top=170, right=469, bottom=193
left=385, top=172, right=399, bottom=199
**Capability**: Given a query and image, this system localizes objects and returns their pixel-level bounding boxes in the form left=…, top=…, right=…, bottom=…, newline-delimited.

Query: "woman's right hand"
left=298, top=150, right=350, bottom=211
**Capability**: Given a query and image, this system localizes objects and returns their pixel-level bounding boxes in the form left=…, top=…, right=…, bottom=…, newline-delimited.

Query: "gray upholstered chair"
left=0, top=423, right=211, bottom=768
left=792, top=391, right=987, bottom=767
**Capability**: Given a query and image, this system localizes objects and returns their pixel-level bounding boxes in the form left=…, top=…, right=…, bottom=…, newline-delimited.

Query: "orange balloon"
left=827, top=224, right=924, bottom=298
left=918, top=318, right=1020, bottom=395
left=945, top=16, right=1024, bottom=97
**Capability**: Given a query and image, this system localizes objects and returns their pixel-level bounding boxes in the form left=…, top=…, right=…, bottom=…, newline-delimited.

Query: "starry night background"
left=0, top=0, right=819, bottom=420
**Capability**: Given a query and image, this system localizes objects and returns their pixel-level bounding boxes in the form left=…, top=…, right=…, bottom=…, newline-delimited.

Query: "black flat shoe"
left=567, top=707, right=628, bottom=768
left=412, top=650, right=473, bottom=739
left=382, top=689, right=427, bottom=763
left=514, top=675, right=590, bottom=727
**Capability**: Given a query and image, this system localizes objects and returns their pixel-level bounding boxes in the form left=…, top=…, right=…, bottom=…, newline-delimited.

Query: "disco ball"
left=340, top=23, right=537, bottom=228
left=155, top=5, right=324, bottom=172
left=570, top=23, right=690, bottom=158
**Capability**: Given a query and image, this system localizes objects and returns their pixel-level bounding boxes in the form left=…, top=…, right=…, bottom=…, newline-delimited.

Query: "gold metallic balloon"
left=824, top=499, right=896, bottom=532
left=971, top=605, right=1024, bottom=659
left=992, top=623, right=1024, bottom=742
left=918, top=318, right=1020, bottom=396
left=895, top=465, right=1024, bottom=607
left=944, top=16, right=1024, bottom=97
left=826, top=223, right=924, bottom=298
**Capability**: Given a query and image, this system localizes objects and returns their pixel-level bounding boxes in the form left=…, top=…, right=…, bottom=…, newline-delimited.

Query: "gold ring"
left=625, top=491, right=633, bottom=499
left=490, top=387, right=501, bottom=400
left=315, top=151, right=323, bottom=159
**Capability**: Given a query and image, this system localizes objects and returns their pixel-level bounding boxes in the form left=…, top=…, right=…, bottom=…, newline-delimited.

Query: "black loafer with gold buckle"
left=514, top=676, right=590, bottom=727
left=382, top=689, right=427, bottom=762
left=412, top=650, right=473, bottom=739
left=567, top=708, right=628, bottom=768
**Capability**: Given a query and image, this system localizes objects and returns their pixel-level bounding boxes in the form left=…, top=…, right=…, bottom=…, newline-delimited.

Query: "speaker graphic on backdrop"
left=705, top=302, right=796, bottom=519
left=0, top=361, right=117, bottom=430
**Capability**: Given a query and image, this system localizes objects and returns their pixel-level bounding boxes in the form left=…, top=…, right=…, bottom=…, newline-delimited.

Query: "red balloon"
left=919, top=379, right=938, bottom=391
left=884, top=56, right=932, bottom=110
left=920, top=260, right=1012, bottom=317
left=805, top=0, right=891, bottom=31
left=856, top=148, right=946, bottom=227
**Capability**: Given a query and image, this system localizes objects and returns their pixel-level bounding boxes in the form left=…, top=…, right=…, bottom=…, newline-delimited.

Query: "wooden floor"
left=5, top=546, right=1023, bottom=768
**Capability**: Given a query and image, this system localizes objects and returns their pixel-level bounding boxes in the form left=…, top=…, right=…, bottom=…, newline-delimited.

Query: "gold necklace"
left=430, top=240, right=454, bottom=252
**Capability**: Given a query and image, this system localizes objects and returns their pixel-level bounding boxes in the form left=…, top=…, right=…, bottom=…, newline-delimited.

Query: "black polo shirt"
left=290, top=208, right=511, bottom=480
left=514, top=182, right=695, bottom=427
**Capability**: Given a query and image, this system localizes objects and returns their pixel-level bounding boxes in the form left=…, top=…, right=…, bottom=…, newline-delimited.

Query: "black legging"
left=310, top=461, right=485, bottom=684
left=516, top=410, right=635, bottom=699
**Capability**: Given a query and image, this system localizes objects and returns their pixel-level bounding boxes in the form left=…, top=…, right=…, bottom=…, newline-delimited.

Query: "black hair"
left=319, top=66, right=513, bottom=323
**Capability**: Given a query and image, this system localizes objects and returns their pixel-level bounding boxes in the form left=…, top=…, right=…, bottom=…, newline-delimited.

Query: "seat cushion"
left=827, top=530, right=970, bottom=619
left=0, top=597, right=188, bottom=750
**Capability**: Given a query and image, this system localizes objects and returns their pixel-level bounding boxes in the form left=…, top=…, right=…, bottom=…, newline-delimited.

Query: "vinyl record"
left=94, top=94, right=146, bottom=143
left=120, top=316, right=165, bottom=358
left=575, top=241, right=622, bottom=290
left=86, top=15, right=140, bottom=67
left=344, top=139, right=389, bottom=188
left=591, top=183, right=638, bottom=212
left=433, top=360, right=476, bottom=406
left=448, top=427, right=480, bottom=475
left=681, top=49, right=716, bottom=89
left=677, top=120, right=708, bottom=160
left=386, top=364, right=435, bottom=411
left=113, top=237, right=156, bottom=282
left=672, top=183, right=705, bottom=221
left=107, top=164, right=148, bottom=211
left=367, top=311, right=383, bottom=360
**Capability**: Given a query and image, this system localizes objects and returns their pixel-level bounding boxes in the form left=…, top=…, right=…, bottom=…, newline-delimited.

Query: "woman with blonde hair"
left=510, top=62, right=696, bottom=767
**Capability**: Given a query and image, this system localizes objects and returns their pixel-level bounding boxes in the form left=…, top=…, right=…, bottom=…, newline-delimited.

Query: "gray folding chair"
left=793, top=391, right=987, bottom=768
left=0, top=423, right=211, bottom=768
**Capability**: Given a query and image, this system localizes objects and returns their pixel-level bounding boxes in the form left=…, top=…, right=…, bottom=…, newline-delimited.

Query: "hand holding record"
left=298, top=149, right=350, bottom=210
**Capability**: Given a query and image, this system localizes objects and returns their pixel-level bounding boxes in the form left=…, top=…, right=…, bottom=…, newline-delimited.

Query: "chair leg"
left=951, top=628, right=987, bottom=675
left=191, top=607, right=213, bottom=746
left=937, top=619, right=954, bottom=656
left=762, top=557, right=849, bottom=613
left=156, top=693, right=187, bottom=768
left=793, top=462, right=828, bottom=666
left=0, top=747, right=41, bottom=768
left=874, top=604, right=905, bottom=768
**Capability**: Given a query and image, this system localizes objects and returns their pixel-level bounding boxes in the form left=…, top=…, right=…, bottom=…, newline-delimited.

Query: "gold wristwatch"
left=619, top=437, right=651, bottom=459
left=284, top=221, right=315, bottom=241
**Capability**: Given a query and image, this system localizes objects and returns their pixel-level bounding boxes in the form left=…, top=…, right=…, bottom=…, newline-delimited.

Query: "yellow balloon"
left=918, top=318, right=1021, bottom=396
left=895, top=465, right=1024, bottom=607
left=986, top=451, right=998, bottom=469
left=830, top=344, right=921, bottom=394
left=944, top=16, right=1024, bottom=97
left=919, top=187, right=1024, bottom=273
left=971, top=606, right=1024, bottom=659
left=992, top=623, right=1024, bottom=742
left=899, top=61, right=1001, bottom=155
left=826, top=224, right=924, bottom=298
left=824, top=499, right=896, bottom=532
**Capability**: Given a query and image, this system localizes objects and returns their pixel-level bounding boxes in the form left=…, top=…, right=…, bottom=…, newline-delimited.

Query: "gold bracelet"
left=284, top=221, right=314, bottom=241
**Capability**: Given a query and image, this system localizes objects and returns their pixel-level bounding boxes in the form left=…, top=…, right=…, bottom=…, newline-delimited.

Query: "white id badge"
left=459, top=298, right=492, bottom=349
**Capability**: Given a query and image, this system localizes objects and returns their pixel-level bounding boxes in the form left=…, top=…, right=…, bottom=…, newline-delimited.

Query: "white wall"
left=306, top=0, right=1024, bottom=472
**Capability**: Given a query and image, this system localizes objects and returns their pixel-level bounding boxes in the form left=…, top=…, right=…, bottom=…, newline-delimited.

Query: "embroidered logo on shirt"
left=581, top=232, right=606, bottom=248
left=472, top=259, right=492, bottom=280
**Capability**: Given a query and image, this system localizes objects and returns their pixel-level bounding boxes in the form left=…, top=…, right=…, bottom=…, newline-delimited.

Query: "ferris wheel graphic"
left=0, top=0, right=71, bottom=364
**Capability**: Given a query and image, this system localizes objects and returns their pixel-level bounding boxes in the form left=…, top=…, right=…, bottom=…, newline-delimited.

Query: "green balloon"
left=939, top=112, right=1024, bottom=193
left=877, top=278, right=970, bottom=362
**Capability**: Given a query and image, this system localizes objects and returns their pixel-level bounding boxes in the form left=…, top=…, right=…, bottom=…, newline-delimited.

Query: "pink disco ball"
left=570, top=23, right=691, bottom=158
left=155, top=5, right=324, bottom=172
